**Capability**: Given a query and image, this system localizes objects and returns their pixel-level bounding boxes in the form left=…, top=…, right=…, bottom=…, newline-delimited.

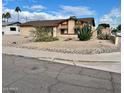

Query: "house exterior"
left=2, top=21, right=21, bottom=35
left=20, top=17, right=95, bottom=38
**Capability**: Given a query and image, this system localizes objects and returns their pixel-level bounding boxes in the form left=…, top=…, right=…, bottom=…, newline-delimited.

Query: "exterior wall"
left=91, top=26, right=97, bottom=39
left=2, top=25, right=20, bottom=35
left=2, top=26, right=6, bottom=34
left=53, top=27, right=57, bottom=37
left=56, top=24, right=62, bottom=36
left=58, top=20, right=77, bottom=39
left=92, top=31, right=97, bottom=39
left=115, top=36, right=121, bottom=46
left=56, top=21, right=68, bottom=36
left=20, top=26, right=35, bottom=36
left=58, top=34, right=78, bottom=40
left=20, top=19, right=95, bottom=39
left=68, top=20, right=75, bottom=34
left=58, top=34, right=77, bottom=38
left=56, top=20, right=96, bottom=39
left=60, top=21, right=68, bottom=29
left=56, top=19, right=76, bottom=39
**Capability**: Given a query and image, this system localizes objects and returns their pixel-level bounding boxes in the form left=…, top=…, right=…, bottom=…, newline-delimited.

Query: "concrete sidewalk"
left=2, top=46, right=121, bottom=73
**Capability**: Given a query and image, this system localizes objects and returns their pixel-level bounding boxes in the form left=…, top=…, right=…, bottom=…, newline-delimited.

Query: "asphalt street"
left=2, top=54, right=121, bottom=93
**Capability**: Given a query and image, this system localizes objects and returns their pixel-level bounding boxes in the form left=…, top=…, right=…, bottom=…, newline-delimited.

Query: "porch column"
left=53, top=27, right=57, bottom=37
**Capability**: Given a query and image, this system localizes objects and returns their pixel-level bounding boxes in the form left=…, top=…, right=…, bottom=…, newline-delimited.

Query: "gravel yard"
left=2, top=35, right=33, bottom=46
left=2, top=35, right=121, bottom=54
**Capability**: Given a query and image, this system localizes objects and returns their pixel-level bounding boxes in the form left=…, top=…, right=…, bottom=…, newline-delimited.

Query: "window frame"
left=60, top=29, right=68, bottom=35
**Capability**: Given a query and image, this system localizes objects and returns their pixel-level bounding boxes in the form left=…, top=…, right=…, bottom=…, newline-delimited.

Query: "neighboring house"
left=2, top=21, right=21, bottom=35
left=20, top=17, right=95, bottom=38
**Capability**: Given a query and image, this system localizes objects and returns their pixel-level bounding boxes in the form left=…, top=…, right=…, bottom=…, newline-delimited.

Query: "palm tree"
left=15, top=6, right=21, bottom=22
left=5, top=12, right=11, bottom=22
left=2, top=13, right=6, bottom=22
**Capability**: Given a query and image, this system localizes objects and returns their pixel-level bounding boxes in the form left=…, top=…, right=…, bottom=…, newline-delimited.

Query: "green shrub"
left=117, top=24, right=121, bottom=31
left=112, top=29, right=118, bottom=33
left=97, top=23, right=110, bottom=28
left=32, top=27, right=59, bottom=42
left=35, top=36, right=58, bottom=42
left=75, top=24, right=92, bottom=41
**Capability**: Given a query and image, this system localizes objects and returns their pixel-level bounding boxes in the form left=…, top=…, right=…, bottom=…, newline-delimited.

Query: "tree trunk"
left=18, top=12, right=19, bottom=22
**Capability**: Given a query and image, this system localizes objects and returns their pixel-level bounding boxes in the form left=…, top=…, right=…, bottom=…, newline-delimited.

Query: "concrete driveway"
left=2, top=54, right=121, bottom=93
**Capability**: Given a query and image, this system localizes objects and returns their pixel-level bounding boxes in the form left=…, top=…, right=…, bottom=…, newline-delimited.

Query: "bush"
left=117, top=24, right=121, bottom=31
left=97, top=23, right=110, bottom=28
left=96, top=23, right=110, bottom=37
left=111, top=24, right=121, bottom=34
left=34, top=36, right=58, bottom=42
left=110, top=36, right=115, bottom=43
left=97, top=24, right=111, bottom=40
left=112, top=29, right=118, bottom=33
left=97, top=33, right=111, bottom=40
left=32, top=27, right=59, bottom=42
left=75, top=24, right=92, bottom=41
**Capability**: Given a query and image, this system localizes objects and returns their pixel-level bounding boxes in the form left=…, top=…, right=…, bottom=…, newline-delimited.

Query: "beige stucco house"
left=20, top=17, right=95, bottom=39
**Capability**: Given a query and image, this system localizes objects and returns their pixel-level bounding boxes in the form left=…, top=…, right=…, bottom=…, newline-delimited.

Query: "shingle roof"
left=20, top=19, right=67, bottom=27
left=20, top=17, right=95, bottom=27
left=2, top=21, right=21, bottom=26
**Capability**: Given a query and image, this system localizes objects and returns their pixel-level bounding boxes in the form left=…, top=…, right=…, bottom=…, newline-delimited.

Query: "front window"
left=61, top=29, right=68, bottom=34
left=10, top=27, right=16, bottom=31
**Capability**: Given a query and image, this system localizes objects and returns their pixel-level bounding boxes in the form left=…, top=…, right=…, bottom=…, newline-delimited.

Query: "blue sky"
left=2, top=0, right=121, bottom=27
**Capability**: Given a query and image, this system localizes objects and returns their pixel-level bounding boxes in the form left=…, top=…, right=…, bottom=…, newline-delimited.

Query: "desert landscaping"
left=2, top=35, right=121, bottom=54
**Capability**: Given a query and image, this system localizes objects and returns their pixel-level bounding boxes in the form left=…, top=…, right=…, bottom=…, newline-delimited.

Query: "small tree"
left=2, top=13, right=6, bottom=22
left=5, top=12, right=11, bottom=22
left=15, top=6, right=21, bottom=22
left=75, top=24, right=92, bottom=41
left=69, top=16, right=77, bottom=20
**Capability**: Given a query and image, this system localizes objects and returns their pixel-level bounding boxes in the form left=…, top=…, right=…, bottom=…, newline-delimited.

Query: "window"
left=10, top=27, right=16, bottom=31
left=61, top=29, right=68, bottom=34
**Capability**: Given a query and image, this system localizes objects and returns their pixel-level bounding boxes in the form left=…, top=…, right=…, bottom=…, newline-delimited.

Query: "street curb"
left=53, top=58, right=120, bottom=63
left=2, top=52, right=120, bottom=63
left=3, top=52, right=121, bottom=74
